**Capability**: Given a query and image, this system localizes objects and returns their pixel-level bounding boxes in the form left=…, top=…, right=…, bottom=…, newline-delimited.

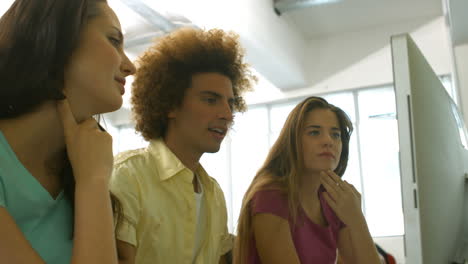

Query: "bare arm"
left=0, top=208, right=46, bottom=263
left=71, top=179, right=118, bottom=264
left=320, top=170, right=380, bottom=264
left=0, top=181, right=118, bottom=264
left=0, top=182, right=118, bottom=264
left=60, top=99, right=118, bottom=264
left=336, top=253, right=344, bottom=264
left=116, top=240, right=136, bottom=264
left=253, top=213, right=301, bottom=264
left=337, top=223, right=380, bottom=264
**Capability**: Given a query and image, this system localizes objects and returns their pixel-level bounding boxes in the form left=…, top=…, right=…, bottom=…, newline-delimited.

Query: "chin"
left=100, top=98, right=123, bottom=114
left=309, top=164, right=337, bottom=173
left=204, top=144, right=221, bottom=154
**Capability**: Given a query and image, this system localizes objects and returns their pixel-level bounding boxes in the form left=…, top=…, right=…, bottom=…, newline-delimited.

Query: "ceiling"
left=109, top=0, right=447, bottom=64
left=276, top=0, right=444, bottom=39
left=108, top=0, right=195, bottom=60
left=0, top=0, right=452, bottom=54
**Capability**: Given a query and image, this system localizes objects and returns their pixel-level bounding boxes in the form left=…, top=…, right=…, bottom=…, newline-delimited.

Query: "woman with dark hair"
left=0, top=0, right=135, bottom=263
left=234, top=97, right=380, bottom=264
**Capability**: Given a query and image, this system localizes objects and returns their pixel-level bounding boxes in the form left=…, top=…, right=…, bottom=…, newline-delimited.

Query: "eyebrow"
left=305, top=125, right=340, bottom=131
left=200, top=91, right=235, bottom=104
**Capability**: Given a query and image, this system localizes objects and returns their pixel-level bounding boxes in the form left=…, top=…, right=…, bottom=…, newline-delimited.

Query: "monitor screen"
left=392, top=33, right=468, bottom=264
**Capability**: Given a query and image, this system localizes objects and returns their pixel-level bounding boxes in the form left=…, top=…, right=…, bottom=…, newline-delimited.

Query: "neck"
left=163, top=135, right=202, bottom=172
left=298, top=170, right=322, bottom=201
left=0, top=102, right=66, bottom=174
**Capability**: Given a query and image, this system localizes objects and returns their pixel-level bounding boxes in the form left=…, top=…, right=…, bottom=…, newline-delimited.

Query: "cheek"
left=186, top=104, right=213, bottom=125
left=302, top=137, right=317, bottom=153
left=177, top=109, right=200, bottom=129
left=335, top=144, right=343, bottom=166
left=92, top=49, right=120, bottom=77
left=337, top=142, right=343, bottom=155
left=101, top=46, right=121, bottom=68
left=67, top=49, right=117, bottom=85
left=301, top=142, right=316, bottom=161
left=83, top=36, right=121, bottom=73
left=67, top=65, right=100, bottom=95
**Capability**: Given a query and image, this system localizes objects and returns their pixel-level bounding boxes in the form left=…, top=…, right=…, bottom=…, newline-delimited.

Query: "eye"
left=332, top=132, right=341, bottom=139
left=308, top=130, right=320, bottom=136
left=108, top=37, right=122, bottom=48
left=203, top=97, right=217, bottom=104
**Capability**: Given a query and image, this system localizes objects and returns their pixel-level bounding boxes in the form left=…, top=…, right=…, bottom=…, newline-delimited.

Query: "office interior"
left=2, top=0, right=467, bottom=263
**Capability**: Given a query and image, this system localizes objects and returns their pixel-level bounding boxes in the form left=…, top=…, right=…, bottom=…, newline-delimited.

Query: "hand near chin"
left=319, top=170, right=365, bottom=228
left=57, top=99, right=113, bottom=185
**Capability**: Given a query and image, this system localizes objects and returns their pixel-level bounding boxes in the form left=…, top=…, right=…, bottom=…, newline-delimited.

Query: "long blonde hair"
left=233, top=96, right=353, bottom=263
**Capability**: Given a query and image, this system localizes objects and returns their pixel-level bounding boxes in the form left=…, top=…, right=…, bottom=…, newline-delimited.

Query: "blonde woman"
left=234, top=97, right=380, bottom=264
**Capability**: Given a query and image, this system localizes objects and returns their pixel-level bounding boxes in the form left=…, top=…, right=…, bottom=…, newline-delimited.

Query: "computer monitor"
left=391, top=33, right=468, bottom=264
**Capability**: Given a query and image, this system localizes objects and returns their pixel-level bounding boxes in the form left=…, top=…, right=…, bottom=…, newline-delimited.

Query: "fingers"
left=347, top=182, right=361, bottom=199
left=320, top=171, right=340, bottom=200
left=324, top=170, right=343, bottom=184
left=320, top=172, right=363, bottom=226
left=322, top=192, right=337, bottom=210
left=57, top=99, right=78, bottom=134
left=80, top=118, right=100, bottom=130
left=320, top=170, right=343, bottom=188
left=320, top=170, right=358, bottom=200
left=57, top=100, right=101, bottom=130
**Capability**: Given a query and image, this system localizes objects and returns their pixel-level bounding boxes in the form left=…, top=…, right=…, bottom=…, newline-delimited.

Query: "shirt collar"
left=147, top=139, right=210, bottom=186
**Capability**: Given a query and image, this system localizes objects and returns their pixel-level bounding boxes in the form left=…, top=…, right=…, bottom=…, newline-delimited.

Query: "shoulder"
left=111, top=149, right=150, bottom=190
left=251, top=189, right=289, bottom=220
left=113, top=147, right=156, bottom=178
left=202, top=174, right=227, bottom=204
left=253, top=189, right=287, bottom=205
left=196, top=164, right=223, bottom=193
left=114, top=148, right=149, bottom=168
left=206, top=175, right=222, bottom=190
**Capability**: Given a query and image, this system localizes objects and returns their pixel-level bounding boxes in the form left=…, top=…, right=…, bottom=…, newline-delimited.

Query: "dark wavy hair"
left=0, top=0, right=122, bottom=231
left=131, top=27, right=257, bottom=140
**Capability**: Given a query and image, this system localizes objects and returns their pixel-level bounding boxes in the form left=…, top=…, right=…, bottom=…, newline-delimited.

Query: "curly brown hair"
left=131, top=27, right=256, bottom=140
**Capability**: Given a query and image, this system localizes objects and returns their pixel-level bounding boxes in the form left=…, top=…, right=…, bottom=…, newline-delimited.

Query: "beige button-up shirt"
left=110, top=139, right=232, bottom=264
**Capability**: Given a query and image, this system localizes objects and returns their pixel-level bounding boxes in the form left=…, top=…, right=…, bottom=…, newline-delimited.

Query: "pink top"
left=249, top=187, right=344, bottom=264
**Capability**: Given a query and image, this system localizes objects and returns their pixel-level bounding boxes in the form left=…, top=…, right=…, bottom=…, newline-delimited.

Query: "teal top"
left=0, top=131, right=73, bottom=264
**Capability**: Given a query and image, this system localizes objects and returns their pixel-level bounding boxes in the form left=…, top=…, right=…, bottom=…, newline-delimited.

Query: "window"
left=228, top=107, right=270, bottom=231
left=110, top=79, right=453, bottom=237
left=451, top=102, right=468, bottom=149
left=440, top=75, right=457, bottom=104
left=357, top=87, right=404, bottom=236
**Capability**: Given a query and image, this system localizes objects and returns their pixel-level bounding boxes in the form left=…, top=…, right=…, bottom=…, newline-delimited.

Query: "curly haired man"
left=110, top=27, right=256, bottom=264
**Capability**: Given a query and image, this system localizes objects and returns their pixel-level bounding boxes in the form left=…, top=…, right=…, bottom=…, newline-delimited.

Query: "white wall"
left=247, top=16, right=452, bottom=105
left=169, top=0, right=310, bottom=90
